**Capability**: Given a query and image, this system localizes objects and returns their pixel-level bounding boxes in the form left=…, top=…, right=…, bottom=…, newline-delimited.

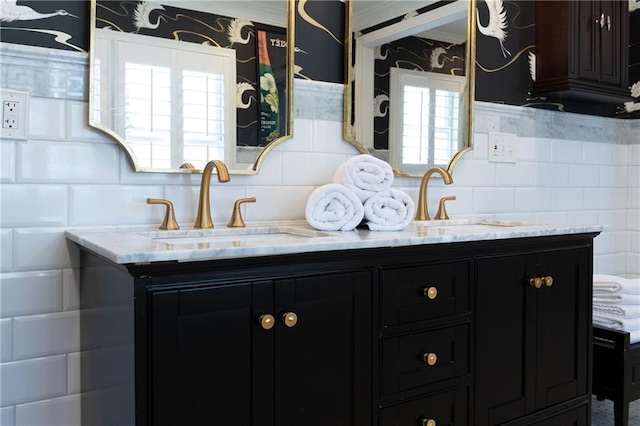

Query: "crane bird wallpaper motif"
left=0, top=0, right=86, bottom=52
left=372, top=36, right=466, bottom=150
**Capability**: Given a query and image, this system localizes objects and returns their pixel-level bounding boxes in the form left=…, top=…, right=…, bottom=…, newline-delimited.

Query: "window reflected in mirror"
left=389, top=68, right=464, bottom=175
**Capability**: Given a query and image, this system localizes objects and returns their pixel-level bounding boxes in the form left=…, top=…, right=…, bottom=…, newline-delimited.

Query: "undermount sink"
left=139, top=225, right=333, bottom=246
left=412, top=218, right=539, bottom=235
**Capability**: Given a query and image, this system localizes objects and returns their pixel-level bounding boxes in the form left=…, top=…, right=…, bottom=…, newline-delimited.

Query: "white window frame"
left=94, top=29, right=236, bottom=170
left=389, top=67, right=464, bottom=175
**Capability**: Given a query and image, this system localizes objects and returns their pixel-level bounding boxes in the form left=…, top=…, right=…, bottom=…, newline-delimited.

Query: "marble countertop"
left=65, top=218, right=603, bottom=265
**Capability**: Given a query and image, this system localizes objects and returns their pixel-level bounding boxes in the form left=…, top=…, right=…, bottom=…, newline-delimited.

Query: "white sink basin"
left=139, top=226, right=333, bottom=246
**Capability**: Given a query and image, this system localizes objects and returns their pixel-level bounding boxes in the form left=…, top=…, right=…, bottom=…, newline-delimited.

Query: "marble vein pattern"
left=65, top=219, right=604, bottom=264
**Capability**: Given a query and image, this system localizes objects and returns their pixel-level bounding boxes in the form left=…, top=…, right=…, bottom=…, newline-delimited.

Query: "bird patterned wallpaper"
left=0, top=0, right=638, bottom=120
left=475, top=0, right=639, bottom=119
left=372, top=37, right=466, bottom=150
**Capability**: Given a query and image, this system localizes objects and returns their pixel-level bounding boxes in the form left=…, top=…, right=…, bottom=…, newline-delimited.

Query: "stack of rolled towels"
left=592, top=274, right=640, bottom=344
left=305, top=154, right=415, bottom=231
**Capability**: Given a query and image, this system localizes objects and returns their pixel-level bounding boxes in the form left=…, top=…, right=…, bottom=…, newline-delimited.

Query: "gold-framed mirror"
left=89, top=0, right=294, bottom=174
left=344, top=0, right=476, bottom=177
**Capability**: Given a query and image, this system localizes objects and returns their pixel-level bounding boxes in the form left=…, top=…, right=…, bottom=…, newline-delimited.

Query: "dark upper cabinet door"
left=273, top=271, right=373, bottom=426
left=475, top=253, right=537, bottom=426
left=575, top=1, right=600, bottom=82
left=598, top=0, right=627, bottom=86
left=149, top=281, right=274, bottom=426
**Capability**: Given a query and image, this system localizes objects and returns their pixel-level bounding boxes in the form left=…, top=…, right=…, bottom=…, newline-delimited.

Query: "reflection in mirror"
left=344, top=0, right=475, bottom=177
left=89, top=0, right=293, bottom=174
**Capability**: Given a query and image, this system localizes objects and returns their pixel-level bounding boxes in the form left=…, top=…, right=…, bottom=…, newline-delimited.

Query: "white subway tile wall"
left=0, top=45, right=638, bottom=425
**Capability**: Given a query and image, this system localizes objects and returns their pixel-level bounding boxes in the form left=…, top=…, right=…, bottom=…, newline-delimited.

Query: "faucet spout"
left=415, top=166, right=453, bottom=221
left=194, top=160, right=231, bottom=228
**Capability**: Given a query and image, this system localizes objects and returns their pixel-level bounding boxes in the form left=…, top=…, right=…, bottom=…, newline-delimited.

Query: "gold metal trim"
left=88, top=0, right=295, bottom=175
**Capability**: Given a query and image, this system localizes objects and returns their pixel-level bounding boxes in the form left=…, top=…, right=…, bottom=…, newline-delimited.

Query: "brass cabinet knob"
left=423, top=287, right=438, bottom=300
left=530, top=277, right=543, bottom=289
left=258, top=314, right=275, bottom=330
left=543, top=276, right=554, bottom=287
left=422, top=352, right=438, bottom=366
left=421, top=418, right=436, bottom=426
left=282, top=312, right=298, bottom=328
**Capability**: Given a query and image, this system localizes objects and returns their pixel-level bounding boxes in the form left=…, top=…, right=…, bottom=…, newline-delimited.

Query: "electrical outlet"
left=488, top=132, right=517, bottom=163
left=1, top=88, right=29, bottom=140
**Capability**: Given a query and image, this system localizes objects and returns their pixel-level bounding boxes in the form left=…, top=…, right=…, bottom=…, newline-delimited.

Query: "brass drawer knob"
left=422, top=352, right=438, bottom=366
left=421, top=418, right=436, bottom=426
left=423, top=287, right=438, bottom=300
left=543, top=276, right=554, bottom=287
left=529, top=277, right=543, bottom=289
left=282, top=312, right=298, bottom=328
left=258, top=314, right=275, bottom=330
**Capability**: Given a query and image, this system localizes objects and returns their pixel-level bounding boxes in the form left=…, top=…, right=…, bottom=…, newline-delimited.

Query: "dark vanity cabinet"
left=76, top=233, right=597, bottom=426
left=149, top=270, right=373, bottom=426
left=534, top=0, right=630, bottom=103
left=475, top=245, right=593, bottom=425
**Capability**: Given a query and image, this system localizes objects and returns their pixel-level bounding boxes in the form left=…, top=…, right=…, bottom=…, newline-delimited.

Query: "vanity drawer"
left=381, top=261, right=470, bottom=326
left=381, top=324, right=469, bottom=396
left=379, top=386, right=468, bottom=426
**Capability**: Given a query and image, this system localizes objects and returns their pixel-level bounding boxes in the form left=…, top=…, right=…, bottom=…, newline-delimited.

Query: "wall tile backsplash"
left=1, top=43, right=639, bottom=425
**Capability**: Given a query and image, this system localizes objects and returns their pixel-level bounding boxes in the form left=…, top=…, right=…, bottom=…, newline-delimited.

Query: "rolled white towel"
left=334, top=154, right=394, bottom=202
left=593, top=303, right=640, bottom=318
left=305, top=184, right=364, bottom=231
left=363, top=188, right=415, bottom=231
left=594, top=274, right=640, bottom=295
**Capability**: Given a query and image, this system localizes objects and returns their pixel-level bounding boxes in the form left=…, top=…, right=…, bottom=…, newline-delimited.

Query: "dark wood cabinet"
left=474, top=245, right=592, bottom=425
left=534, top=0, right=630, bottom=103
left=75, top=233, right=597, bottom=426
left=151, top=271, right=373, bottom=426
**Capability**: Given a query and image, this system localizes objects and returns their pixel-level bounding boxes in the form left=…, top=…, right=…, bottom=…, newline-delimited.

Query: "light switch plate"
left=1, top=88, right=29, bottom=140
left=488, top=132, right=517, bottom=163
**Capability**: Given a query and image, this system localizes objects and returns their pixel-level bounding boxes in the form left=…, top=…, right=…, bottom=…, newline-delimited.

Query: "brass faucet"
left=415, top=166, right=453, bottom=221
left=194, top=160, right=231, bottom=228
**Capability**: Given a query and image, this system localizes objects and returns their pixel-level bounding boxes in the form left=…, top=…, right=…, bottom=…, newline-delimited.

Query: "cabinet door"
left=273, top=271, right=372, bottom=426
left=475, top=253, right=537, bottom=425
left=598, top=0, right=627, bottom=86
left=149, top=281, right=274, bottom=426
left=475, top=247, right=591, bottom=426
left=575, top=1, right=600, bottom=82
left=535, top=248, right=590, bottom=408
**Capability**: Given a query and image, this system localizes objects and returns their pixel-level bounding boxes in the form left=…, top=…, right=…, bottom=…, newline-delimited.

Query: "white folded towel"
left=594, top=274, right=640, bottom=295
left=305, top=184, right=364, bottom=231
left=592, top=315, right=640, bottom=332
left=362, top=188, right=415, bottom=231
left=593, top=303, right=640, bottom=318
left=593, top=293, right=640, bottom=305
left=333, top=154, right=394, bottom=202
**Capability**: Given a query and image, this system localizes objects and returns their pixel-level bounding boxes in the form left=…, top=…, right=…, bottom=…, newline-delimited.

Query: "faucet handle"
left=227, top=197, right=257, bottom=228
left=147, top=198, right=180, bottom=230
left=435, top=196, right=456, bottom=220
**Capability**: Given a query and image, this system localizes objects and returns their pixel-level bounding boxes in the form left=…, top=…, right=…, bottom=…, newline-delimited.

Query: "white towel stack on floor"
left=305, top=155, right=415, bottom=232
left=593, top=274, right=640, bottom=344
